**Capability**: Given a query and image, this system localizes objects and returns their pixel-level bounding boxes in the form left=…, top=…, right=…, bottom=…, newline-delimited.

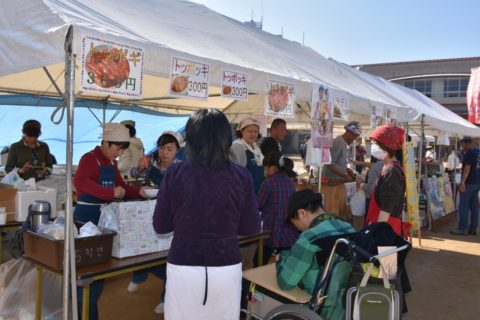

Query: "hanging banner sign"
left=385, top=106, right=398, bottom=124
left=467, top=67, right=480, bottom=124
left=221, top=69, right=248, bottom=100
left=402, top=142, right=419, bottom=230
left=170, top=57, right=209, bottom=100
left=332, top=91, right=350, bottom=121
left=311, top=84, right=333, bottom=148
left=264, top=80, right=295, bottom=117
left=370, top=103, right=385, bottom=128
left=80, top=35, right=144, bottom=98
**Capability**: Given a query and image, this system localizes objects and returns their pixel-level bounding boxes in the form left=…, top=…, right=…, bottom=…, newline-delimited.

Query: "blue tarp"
left=0, top=105, right=188, bottom=164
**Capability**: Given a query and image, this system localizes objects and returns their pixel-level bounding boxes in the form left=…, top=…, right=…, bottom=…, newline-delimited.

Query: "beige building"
left=355, top=57, right=480, bottom=118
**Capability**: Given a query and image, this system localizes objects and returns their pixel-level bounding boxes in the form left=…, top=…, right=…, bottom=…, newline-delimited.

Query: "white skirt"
left=164, top=262, right=242, bottom=320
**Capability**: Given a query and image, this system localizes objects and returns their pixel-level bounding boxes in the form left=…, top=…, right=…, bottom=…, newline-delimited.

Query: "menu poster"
left=422, top=177, right=446, bottom=221
left=370, top=104, right=385, bottom=128
left=311, top=84, right=334, bottom=148
left=80, top=35, right=144, bottom=98
left=221, top=69, right=248, bottom=100
left=385, top=106, right=398, bottom=124
left=402, top=142, right=419, bottom=229
left=332, top=91, right=350, bottom=121
left=170, top=57, right=209, bottom=100
left=265, top=80, right=295, bottom=117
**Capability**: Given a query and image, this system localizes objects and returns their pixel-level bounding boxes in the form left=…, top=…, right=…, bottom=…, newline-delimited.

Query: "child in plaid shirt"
left=255, top=152, right=299, bottom=266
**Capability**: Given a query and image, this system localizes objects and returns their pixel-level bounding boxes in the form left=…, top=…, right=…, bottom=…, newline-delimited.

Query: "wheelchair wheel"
left=263, top=304, right=323, bottom=320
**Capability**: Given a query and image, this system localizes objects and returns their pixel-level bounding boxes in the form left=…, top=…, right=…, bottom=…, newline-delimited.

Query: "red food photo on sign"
left=86, top=46, right=130, bottom=88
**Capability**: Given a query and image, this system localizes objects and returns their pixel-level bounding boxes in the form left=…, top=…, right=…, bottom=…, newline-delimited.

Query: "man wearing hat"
left=451, top=136, right=479, bottom=235
left=276, top=189, right=355, bottom=296
left=73, top=123, right=147, bottom=320
left=118, top=120, right=145, bottom=178
left=321, top=121, right=362, bottom=220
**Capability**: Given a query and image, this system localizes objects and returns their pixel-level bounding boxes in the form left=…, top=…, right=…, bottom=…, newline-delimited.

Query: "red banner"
left=467, top=67, right=480, bottom=124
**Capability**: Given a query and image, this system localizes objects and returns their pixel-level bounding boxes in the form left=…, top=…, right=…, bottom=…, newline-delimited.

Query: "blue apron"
left=148, top=165, right=165, bottom=187
left=74, top=154, right=116, bottom=225
left=245, top=149, right=264, bottom=195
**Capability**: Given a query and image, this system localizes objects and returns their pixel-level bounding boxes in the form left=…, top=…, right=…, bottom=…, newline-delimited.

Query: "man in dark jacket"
left=260, top=118, right=287, bottom=157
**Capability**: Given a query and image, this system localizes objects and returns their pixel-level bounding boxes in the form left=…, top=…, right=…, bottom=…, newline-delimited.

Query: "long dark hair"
left=262, top=152, right=297, bottom=179
left=185, top=109, right=232, bottom=169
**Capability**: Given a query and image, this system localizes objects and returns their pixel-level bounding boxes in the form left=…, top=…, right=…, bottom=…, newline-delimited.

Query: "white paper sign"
left=370, top=104, right=385, bottom=128
left=80, top=35, right=144, bottom=98
left=170, top=57, right=209, bottom=100
left=332, top=91, right=351, bottom=121
left=265, top=80, right=295, bottom=117
left=385, top=106, right=398, bottom=124
left=221, top=69, right=248, bottom=100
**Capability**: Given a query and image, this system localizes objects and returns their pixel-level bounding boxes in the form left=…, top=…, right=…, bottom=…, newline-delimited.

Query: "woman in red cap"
left=365, top=124, right=406, bottom=236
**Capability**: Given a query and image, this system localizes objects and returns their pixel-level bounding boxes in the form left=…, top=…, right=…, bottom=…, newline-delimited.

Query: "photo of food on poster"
left=169, top=57, right=209, bottom=100
left=385, top=106, right=398, bottom=124
left=80, top=34, right=144, bottom=98
left=264, top=80, right=295, bottom=117
left=332, top=90, right=350, bottom=121
left=370, top=104, right=385, bottom=128
left=221, top=69, right=248, bottom=101
left=311, top=84, right=333, bottom=148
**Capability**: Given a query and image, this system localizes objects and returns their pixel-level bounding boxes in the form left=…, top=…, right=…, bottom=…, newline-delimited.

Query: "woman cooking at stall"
left=73, top=123, right=147, bottom=320
left=130, top=131, right=183, bottom=187
left=229, top=117, right=264, bottom=194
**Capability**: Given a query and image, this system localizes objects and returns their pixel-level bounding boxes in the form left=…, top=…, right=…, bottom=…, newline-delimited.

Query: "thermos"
left=28, top=200, right=51, bottom=231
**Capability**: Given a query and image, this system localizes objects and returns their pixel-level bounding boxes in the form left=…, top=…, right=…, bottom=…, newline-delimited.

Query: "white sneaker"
left=127, top=281, right=139, bottom=293
left=154, top=302, right=164, bottom=314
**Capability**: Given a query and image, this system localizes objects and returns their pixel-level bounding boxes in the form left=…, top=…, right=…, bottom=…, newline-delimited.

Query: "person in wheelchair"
left=276, top=189, right=355, bottom=294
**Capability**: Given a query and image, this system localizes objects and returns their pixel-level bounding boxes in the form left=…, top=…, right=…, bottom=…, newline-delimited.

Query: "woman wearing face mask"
left=365, top=124, right=406, bottom=237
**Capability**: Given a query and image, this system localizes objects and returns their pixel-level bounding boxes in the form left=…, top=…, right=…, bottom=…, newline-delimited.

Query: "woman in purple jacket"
left=152, top=109, right=261, bottom=319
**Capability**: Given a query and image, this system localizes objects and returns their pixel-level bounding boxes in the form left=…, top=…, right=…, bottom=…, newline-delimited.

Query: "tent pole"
left=417, top=114, right=424, bottom=246
left=64, top=25, right=78, bottom=320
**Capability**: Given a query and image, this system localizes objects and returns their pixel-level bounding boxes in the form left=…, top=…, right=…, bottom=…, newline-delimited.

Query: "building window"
left=403, top=79, right=432, bottom=97
left=443, top=78, right=468, bottom=98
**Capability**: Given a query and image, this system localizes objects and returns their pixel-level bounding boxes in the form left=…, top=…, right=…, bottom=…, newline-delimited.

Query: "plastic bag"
left=36, top=218, right=78, bottom=240
left=78, top=221, right=102, bottom=238
left=350, top=190, right=366, bottom=217
left=0, top=258, right=63, bottom=319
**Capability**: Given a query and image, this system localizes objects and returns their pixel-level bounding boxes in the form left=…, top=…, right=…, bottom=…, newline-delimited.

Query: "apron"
left=365, top=162, right=404, bottom=237
left=245, top=149, right=264, bottom=195
left=74, top=152, right=116, bottom=225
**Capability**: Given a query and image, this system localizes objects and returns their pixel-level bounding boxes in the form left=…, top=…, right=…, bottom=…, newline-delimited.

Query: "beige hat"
left=120, top=120, right=136, bottom=127
left=238, top=117, right=260, bottom=131
left=102, top=123, right=130, bottom=142
left=161, top=130, right=185, bottom=147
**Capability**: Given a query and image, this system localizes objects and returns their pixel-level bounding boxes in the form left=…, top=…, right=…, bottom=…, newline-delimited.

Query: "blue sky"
left=192, top=0, right=480, bottom=65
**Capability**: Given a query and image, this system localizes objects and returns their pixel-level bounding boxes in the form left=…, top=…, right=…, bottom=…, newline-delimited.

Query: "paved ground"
left=3, top=220, right=476, bottom=319
left=99, top=220, right=480, bottom=320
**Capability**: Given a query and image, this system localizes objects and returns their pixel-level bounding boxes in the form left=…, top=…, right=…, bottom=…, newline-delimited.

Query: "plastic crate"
left=23, top=225, right=116, bottom=271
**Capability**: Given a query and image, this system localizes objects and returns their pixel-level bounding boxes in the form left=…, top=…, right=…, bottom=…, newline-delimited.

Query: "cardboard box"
left=0, top=183, right=16, bottom=222
left=23, top=225, right=116, bottom=271
left=98, top=200, right=173, bottom=258
left=15, top=186, right=57, bottom=222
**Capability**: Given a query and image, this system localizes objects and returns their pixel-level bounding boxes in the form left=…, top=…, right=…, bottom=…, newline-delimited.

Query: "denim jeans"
left=458, top=183, right=480, bottom=232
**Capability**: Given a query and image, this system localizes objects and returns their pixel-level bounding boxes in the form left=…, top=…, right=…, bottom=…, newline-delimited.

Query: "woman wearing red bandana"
left=365, top=124, right=406, bottom=237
